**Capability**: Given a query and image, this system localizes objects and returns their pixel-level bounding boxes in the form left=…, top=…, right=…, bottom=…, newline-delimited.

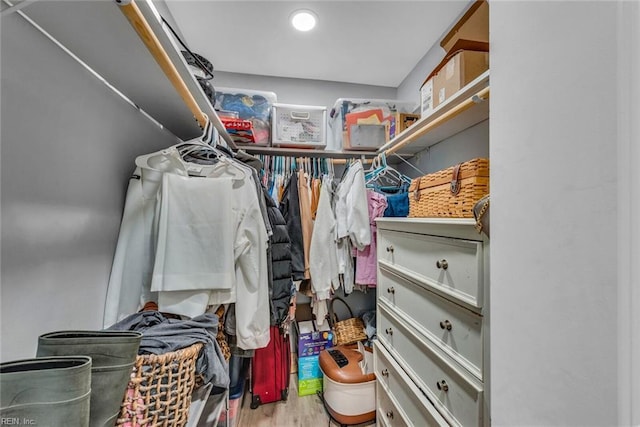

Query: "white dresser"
left=374, top=218, right=489, bottom=427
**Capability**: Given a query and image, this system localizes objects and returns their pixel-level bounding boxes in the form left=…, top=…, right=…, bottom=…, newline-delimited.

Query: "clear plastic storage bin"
left=271, top=103, right=327, bottom=149
left=214, top=87, right=277, bottom=146
left=327, top=98, right=417, bottom=151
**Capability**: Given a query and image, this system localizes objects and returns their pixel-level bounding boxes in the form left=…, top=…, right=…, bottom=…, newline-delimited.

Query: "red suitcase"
left=250, top=325, right=291, bottom=408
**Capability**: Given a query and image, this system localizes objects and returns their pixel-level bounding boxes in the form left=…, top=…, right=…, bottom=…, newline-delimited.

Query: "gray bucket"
left=1, top=356, right=92, bottom=427
left=36, top=330, right=142, bottom=427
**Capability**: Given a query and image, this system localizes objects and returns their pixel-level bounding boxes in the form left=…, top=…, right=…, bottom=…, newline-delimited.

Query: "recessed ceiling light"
left=290, top=9, right=317, bottom=32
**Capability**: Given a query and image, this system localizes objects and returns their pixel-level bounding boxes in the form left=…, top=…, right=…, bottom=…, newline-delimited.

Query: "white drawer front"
left=378, top=303, right=484, bottom=427
left=378, top=266, right=483, bottom=380
left=374, top=342, right=449, bottom=427
left=378, top=229, right=483, bottom=309
left=377, top=382, right=409, bottom=427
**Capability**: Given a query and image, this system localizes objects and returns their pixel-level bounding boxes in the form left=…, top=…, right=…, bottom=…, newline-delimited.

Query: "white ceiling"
left=165, top=1, right=472, bottom=88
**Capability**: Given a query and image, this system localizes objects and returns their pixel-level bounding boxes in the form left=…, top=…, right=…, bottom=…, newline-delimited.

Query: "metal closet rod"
left=116, top=0, right=208, bottom=130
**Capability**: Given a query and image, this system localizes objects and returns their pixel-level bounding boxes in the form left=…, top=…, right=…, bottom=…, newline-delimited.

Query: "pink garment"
left=355, top=190, right=387, bottom=287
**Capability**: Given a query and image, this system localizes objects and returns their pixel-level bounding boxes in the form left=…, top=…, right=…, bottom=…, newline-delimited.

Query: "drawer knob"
left=436, top=259, right=449, bottom=270
left=386, top=245, right=394, bottom=253
left=381, top=369, right=389, bottom=377
left=436, top=380, right=449, bottom=392
left=440, top=320, right=453, bottom=331
left=387, top=287, right=395, bottom=294
left=386, top=410, right=394, bottom=420
left=385, top=328, right=393, bottom=336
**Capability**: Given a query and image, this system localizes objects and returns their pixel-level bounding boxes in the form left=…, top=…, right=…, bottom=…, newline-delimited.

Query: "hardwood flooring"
left=236, top=373, right=335, bottom=427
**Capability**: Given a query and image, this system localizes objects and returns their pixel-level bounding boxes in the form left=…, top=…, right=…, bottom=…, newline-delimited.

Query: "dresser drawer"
left=378, top=229, right=483, bottom=309
left=374, top=342, right=448, bottom=427
left=377, top=382, right=409, bottom=427
left=378, top=265, right=483, bottom=380
left=378, top=303, right=484, bottom=427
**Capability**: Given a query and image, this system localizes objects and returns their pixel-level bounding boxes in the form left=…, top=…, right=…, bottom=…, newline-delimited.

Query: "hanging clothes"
left=310, top=177, right=321, bottom=220
left=151, top=173, right=234, bottom=296
left=298, top=169, right=314, bottom=280
left=372, top=181, right=409, bottom=218
left=309, top=175, right=340, bottom=326
left=355, top=190, right=388, bottom=287
left=335, top=161, right=371, bottom=248
left=239, top=151, right=295, bottom=327
left=263, top=186, right=295, bottom=326
left=104, top=144, right=270, bottom=351
left=279, top=171, right=305, bottom=281
left=104, top=148, right=190, bottom=328
left=334, top=161, right=371, bottom=294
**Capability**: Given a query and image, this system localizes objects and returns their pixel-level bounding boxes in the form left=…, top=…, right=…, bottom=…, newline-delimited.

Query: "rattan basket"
left=116, top=342, right=203, bottom=427
left=328, top=297, right=368, bottom=346
left=409, top=158, right=489, bottom=218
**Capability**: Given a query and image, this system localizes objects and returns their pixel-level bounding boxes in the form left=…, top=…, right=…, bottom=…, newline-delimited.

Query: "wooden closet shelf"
left=379, top=70, right=490, bottom=157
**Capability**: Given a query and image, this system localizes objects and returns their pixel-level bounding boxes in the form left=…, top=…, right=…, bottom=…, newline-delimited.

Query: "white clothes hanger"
left=207, top=156, right=246, bottom=181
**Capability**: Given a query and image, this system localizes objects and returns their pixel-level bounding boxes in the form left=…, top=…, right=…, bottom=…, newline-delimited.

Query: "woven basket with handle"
left=116, top=342, right=203, bottom=427
left=409, top=157, right=489, bottom=218
left=328, top=297, right=368, bottom=346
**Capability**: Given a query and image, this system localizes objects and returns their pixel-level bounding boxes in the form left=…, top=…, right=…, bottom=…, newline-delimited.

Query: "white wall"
left=617, top=2, right=640, bottom=424
left=491, top=2, right=620, bottom=425
left=1, top=12, right=179, bottom=362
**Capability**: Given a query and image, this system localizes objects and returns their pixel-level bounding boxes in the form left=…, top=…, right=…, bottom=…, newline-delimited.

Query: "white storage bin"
left=272, top=103, right=327, bottom=149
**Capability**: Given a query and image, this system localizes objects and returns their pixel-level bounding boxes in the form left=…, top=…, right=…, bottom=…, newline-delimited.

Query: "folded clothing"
left=107, top=311, right=228, bottom=388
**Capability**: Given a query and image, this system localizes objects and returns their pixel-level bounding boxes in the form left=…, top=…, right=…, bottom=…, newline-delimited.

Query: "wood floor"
left=236, top=373, right=335, bottom=427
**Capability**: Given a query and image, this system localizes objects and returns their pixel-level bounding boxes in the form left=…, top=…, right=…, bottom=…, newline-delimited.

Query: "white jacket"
left=105, top=149, right=270, bottom=350
left=309, top=175, right=340, bottom=301
left=335, top=161, right=371, bottom=249
left=334, top=161, right=371, bottom=294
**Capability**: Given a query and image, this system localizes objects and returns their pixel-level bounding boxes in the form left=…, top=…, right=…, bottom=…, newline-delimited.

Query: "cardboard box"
left=440, top=0, right=489, bottom=53
left=420, top=77, right=435, bottom=116
left=394, top=113, right=420, bottom=136
left=297, top=320, right=333, bottom=358
left=298, top=378, right=323, bottom=397
left=420, top=39, right=489, bottom=115
left=433, top=49, right=489, bottom=108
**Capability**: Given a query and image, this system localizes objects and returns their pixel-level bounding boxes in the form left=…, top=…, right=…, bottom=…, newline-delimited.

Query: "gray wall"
left=396, top=42, right=447, bottom=111
left=1, top=13, right=179, bottom=362
left=393, top=0, right=488, bottom=178
left=491, top=2, right=619, bottom=425
left=393, top=1, right=488, bottom=178
left=395, top=119, right=489, bottom=179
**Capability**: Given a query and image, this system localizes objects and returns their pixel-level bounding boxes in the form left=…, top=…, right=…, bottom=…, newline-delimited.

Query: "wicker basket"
left=409, top=158, right=489, bottom=218
left=328, top=297, right=368, bottom=346
left=116, top=342, right=203, bottom=427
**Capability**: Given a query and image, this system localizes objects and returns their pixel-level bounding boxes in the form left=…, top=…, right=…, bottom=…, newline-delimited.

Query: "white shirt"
left=309, top=175, right=340, bottom=301
left=334, top=161, right=371, bottom=294
left=104, top=149, right=270, bottom=350
left=335, top=161, right=371, bottom=249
